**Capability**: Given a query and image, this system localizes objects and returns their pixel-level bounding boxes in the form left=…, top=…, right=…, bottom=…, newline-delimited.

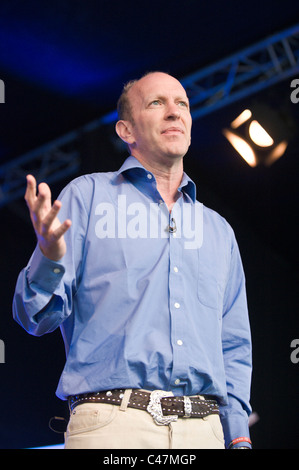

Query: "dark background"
left=0, top=0, right=298, bottom=449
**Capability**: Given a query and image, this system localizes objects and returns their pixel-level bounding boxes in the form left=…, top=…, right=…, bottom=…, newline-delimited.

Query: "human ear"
left=115, top=120, right=135, bottom=145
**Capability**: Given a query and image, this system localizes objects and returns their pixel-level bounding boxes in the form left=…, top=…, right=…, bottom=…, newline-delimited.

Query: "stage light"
left=223, top=103, right=293, bottom=167
left=248, top=121, right=274, bottom=147
left=230, top=109, right=252, bottom=129
left=222, top=129, right=257, bottom=167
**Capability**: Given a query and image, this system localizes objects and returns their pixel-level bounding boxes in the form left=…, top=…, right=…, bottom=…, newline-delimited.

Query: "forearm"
left=13, top=245, right=69, bottom=336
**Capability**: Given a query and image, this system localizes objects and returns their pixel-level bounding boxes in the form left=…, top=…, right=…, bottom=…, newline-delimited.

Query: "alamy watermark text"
left=94, top=196, right=203, bottom=249
left=290, top=339, right=299, bottom=364
left=0, top=79, right=4, bottom=103
left=290, top=78, right=299, bottom=103
left=0, top=339, right=5, bottom=363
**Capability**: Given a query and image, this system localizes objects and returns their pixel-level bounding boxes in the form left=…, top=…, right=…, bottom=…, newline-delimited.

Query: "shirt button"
left=173, top=266, right=178, bottom=273
left=174, top=302, right=180, bottom=309
left=147, top=173, right=153, bottom=179
left=174, top=379, right=181, bottom=385
left=177, top=339, right=183, bottom=346
left=53, top=268, right=61, bottom=274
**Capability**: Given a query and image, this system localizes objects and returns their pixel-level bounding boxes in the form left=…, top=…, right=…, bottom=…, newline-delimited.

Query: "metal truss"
left=0, top=134, right=81, bottom=208
left=182, top=23, right=299, bottom=119
left=1, top=24, right=299, bottom=208
left=0, top=111, right=117, bottom=208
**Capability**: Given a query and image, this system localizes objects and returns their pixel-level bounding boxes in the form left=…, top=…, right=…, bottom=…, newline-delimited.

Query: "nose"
left=165, top=101, right=181, bottom=120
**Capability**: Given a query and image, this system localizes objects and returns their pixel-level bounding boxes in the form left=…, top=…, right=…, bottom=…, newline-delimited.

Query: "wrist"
left=228, top=437, right=252, bottom=449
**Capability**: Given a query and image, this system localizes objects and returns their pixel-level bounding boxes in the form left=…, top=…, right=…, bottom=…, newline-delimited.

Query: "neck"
left=133, top=154, right=184, bottom=210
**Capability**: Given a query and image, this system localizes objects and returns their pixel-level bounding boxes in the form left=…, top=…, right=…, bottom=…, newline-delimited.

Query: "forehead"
left=129, top=73, right=188, bottom=103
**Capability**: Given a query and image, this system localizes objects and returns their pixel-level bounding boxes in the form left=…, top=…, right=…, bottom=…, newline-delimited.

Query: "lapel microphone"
left=168, top=217, right=177, bottom=233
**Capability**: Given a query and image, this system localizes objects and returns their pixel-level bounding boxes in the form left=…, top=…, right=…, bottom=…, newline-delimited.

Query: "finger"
left=40, top=199, right=63, bottom=234
left=36, top=182, right=52, bottom=206
left=33, top=182, right=53, bottom=219
left=24, top=174, right=37, bottom=207
left=51, top=219, right=72, bottom=241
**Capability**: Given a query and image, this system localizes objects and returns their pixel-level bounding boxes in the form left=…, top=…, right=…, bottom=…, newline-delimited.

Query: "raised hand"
left=24, top=175, right=71, bottom=261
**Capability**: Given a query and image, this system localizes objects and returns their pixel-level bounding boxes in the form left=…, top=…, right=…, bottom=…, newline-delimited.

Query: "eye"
left=178, top=100, right=189, bottom=108
left=150, top=100, right=161, bottom=106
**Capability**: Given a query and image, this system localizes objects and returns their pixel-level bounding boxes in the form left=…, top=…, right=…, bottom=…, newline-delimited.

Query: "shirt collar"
left=117, top=155, right=197, bottom=203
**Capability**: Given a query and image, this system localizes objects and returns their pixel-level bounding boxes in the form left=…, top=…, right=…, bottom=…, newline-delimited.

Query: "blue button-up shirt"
left=13, top=156, right=252, bottom=447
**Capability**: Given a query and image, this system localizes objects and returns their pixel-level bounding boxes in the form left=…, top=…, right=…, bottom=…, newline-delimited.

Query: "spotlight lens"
left=231, top=109, right=252, bottom=129
left=223, top=129, right=257, bottom=167
left=249, top=120, right=274, bottom=147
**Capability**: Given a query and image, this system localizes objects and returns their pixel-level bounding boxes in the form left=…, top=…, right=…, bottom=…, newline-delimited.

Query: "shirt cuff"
left=220, top=396, right=252, bottom=449
left=27, top=245, right=66, bottom=293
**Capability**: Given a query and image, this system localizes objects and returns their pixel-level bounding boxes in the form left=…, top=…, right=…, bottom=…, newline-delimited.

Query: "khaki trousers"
left=64, top=389, right=225, bottom=449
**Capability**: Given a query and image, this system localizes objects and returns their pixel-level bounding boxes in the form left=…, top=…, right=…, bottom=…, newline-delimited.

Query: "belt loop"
left=183, top=396, right=192, bottom=418
left=119, top=389, right=132, bottom=411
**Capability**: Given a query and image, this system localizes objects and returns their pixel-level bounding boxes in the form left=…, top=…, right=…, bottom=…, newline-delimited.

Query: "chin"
left=165, top=146, right=189, bottom=159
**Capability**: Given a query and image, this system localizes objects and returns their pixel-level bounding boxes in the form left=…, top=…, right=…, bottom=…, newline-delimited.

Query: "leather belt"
left=68, top=389, right=219, bottom=426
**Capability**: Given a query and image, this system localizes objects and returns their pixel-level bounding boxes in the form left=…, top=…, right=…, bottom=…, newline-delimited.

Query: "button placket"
left=168, top=200, right=188, bottom=391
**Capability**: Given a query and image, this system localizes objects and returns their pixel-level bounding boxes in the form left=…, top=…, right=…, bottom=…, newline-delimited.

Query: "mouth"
left=161, top=127, right=184, bottom=135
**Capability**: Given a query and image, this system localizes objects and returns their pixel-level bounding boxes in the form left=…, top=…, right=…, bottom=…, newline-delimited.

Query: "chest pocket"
left=197, top=249, right=226, bottom=312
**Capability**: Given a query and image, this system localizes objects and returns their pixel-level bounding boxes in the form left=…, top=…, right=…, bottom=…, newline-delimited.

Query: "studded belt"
left=68, top=389, right=219, bottom=426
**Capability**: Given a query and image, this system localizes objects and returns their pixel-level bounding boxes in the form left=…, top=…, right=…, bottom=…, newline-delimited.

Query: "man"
left=13, top=72, right=252, bottom=449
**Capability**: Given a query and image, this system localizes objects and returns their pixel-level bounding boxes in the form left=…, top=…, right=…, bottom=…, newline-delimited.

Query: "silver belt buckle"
left=147, top=390, right=178, bottom=426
